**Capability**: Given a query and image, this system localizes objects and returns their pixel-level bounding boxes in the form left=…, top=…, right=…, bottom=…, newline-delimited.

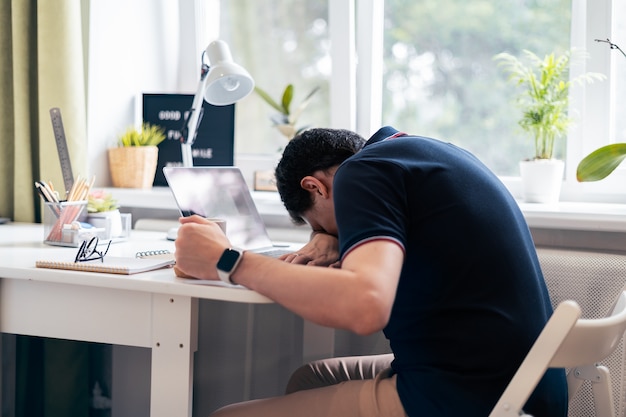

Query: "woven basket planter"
left=108, top=146, right=159, bottom=189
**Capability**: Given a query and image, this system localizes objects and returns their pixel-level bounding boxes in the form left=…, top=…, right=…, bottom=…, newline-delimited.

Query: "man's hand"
left=280, top=232, right=340, bottom=267
left=173, top=265, right=196, bottom=279
left=174, top=215, right=231, bottom=280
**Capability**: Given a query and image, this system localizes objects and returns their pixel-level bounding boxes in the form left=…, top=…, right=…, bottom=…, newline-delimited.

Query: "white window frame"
left=560, top=0, right=620, bottom=202
left=209, top=0, right=622, bottom=203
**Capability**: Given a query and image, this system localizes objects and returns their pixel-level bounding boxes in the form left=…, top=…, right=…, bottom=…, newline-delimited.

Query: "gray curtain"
left=0, top=0, right=87, bottom=222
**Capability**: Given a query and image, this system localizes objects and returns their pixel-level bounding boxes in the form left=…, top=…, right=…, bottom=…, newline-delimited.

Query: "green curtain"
left=0, top=0, right=87, bottom=223
left=1, top=2, right=91, bottom=417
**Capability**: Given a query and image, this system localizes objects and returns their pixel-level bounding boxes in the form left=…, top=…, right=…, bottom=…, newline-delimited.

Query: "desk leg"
left=150, top=295, right=198, bottom=417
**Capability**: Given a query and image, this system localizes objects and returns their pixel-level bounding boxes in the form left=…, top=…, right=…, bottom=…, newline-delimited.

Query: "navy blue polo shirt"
left=333, top=126, right=567, bottom=417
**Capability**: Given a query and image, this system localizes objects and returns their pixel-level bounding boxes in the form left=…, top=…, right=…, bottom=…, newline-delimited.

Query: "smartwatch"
left=217, top=248, right=244, bottom=284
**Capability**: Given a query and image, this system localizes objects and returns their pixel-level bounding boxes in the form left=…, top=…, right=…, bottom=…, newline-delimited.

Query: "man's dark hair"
left=275, top=128, right=365, bottom=224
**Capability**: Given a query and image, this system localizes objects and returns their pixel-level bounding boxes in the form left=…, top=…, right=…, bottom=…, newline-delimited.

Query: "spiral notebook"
left=36, top=250, right=175, bottom=275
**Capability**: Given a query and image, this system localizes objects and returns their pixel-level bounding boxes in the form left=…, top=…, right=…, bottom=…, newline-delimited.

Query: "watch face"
left=217, top=249, right=240, bottom=271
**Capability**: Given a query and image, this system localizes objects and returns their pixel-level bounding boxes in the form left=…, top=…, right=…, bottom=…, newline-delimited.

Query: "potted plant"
left=87, top=189, right=124, bottom=237
left=252, top=84, right=319, bottom=191
left=255, top=84, right=319, bottom=141
left=495, top=49, right=604, bottom=203
left=87, top=189, right=119, bottom=213
left=108, top=123, right=166, bottom=189
left=577, top=39, right=626, bottom=183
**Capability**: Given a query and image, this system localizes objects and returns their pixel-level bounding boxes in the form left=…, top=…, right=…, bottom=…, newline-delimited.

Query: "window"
left=380, top=0, right=571, bottom=177
left=375, top=0, right=624, bottom=200
left=212, top=0, right=622, bottom=200
left=217, top=0, right=331, bottom=155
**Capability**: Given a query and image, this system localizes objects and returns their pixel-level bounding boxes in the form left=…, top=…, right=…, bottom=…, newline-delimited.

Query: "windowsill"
left=103, top=187, right=626, bottom=233
left=518, top=201, right=626, bottom=233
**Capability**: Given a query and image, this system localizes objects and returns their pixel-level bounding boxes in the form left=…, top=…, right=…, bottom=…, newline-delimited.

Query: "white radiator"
left=538, top=248, right=626, bottom=417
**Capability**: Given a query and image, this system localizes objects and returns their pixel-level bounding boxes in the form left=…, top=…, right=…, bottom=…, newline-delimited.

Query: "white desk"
left=0, top=223, right=272, bottom=417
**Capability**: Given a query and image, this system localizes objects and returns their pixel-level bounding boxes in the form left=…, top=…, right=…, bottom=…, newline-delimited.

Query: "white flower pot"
left=87, top=209, right=123, bottom=238
left=519, top=159, right=565, bottom=204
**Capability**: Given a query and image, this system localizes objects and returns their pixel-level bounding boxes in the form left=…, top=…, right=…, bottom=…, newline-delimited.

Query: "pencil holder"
left=43, top=201, right=88, bottom=246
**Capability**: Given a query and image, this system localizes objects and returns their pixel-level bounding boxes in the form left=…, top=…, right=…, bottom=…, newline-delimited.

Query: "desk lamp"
left=180, top=40, right=254, bottom=167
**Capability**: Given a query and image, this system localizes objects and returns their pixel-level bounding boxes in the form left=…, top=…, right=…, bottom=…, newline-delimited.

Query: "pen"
left=35, top=181, right=58, bottom=203
left=35, top=181, right=61, bottom=218
left=35, top=182, right=50, bottom=202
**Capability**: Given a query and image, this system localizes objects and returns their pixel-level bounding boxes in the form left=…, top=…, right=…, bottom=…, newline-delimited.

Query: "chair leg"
left=570, top=364, right=615, bottom=417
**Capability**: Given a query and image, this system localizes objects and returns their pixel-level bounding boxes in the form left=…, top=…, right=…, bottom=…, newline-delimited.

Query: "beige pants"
left=210, top=354, right=407, bottom=417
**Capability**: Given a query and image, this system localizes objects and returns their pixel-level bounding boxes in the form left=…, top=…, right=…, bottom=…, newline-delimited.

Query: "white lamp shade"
left=204, top=40, right=254, bottom=106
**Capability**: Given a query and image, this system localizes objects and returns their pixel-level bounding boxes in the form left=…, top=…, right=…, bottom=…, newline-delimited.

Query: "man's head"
left=275, top=128, right=365, bottom=225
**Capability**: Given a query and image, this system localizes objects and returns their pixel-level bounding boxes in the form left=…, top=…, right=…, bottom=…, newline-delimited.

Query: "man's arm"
left=174, top=216, right=403, bottom=335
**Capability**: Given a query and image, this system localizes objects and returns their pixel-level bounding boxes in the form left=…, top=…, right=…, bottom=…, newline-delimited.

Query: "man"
left=174, top=126, right=567, bottom=417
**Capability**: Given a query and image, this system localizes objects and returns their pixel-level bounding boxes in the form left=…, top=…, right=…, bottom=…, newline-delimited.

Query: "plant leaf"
left=254, top=86, right=284, bottom=114
left=254, top=86, right=283, bottom=113
left=281, top=84, right=294, bottom=115
left=577, top=143, right=626, bottom=181
left=495, top=48, right=604, bottom=160
left=289, top=86, right=320, bottom=125
left=141, top=123, right=166, bottom=146
left=117, top=123, right=165, bottom=147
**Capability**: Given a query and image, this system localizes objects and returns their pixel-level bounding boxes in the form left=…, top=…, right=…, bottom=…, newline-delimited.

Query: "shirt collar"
left=365, top=126, right=407, bottom=146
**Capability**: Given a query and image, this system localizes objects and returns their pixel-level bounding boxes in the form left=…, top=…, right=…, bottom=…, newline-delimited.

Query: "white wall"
left=86, top=0, right=218, bottom=187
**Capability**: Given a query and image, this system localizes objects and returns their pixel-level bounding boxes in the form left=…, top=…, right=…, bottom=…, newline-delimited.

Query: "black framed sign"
left=142, top=93, right=235, bottom=186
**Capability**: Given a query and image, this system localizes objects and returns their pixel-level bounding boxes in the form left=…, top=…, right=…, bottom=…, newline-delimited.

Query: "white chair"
left=489, top=291, right=626, bottom=417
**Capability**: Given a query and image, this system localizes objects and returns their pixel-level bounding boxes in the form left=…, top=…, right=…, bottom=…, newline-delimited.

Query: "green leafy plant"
left=87, top=190, right=119, bottom=213
left=495, top=49, right=604, bottom=160
left=577, top=39, right=626, bottom=182
left=117, top=123, right=166, bottom=147
left=255, top=84, right=320, bottom=140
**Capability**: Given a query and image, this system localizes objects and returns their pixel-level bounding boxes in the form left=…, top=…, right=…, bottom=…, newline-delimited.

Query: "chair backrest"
left=551, top=291, right=626, bottom=368
left=489, top=291, right=626, bottom=417
left=538, top=248, right=626, bottom=417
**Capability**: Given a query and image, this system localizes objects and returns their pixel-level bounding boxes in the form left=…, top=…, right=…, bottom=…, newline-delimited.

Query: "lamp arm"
left=181, top=63, right=210, bottom=167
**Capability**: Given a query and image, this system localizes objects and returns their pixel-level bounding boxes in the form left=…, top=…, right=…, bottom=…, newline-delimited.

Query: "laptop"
left=163, top=166, right=294, bottom=257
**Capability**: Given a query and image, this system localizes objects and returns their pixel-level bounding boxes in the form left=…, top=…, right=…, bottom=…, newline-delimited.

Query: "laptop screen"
left=163, top=167, right=275, bottom=250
